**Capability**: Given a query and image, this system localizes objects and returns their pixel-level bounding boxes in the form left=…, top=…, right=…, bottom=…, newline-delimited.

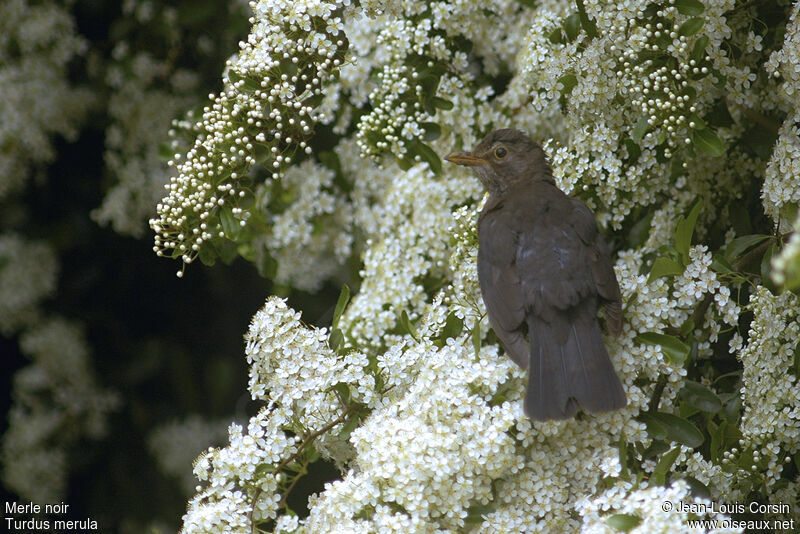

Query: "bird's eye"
left=494, top=147, right=507, bottom=159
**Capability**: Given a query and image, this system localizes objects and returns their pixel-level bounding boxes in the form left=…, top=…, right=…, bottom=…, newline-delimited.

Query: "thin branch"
left=249, top=407, right=352, bottom=533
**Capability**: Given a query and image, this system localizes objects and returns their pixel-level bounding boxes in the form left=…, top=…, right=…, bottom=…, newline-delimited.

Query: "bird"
left=445, top=128, right=627, bottom=421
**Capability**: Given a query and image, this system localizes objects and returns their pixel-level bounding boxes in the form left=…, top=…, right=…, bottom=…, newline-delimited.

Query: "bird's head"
left=445, top=129, right=552, bottom=194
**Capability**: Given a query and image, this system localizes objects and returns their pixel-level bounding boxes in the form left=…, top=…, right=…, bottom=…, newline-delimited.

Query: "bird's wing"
left=569, top=198, right=623, bottom=334
left=477, top=210, right=529, bottom=368
left=515, top=203, right=596, bottom=344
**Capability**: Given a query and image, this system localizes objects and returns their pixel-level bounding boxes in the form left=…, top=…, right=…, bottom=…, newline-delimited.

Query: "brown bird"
left=445, top=129, right=626, bottom=420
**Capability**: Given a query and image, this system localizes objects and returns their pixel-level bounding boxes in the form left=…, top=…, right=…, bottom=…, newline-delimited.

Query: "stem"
left=249, top=407, right=352, bottom=533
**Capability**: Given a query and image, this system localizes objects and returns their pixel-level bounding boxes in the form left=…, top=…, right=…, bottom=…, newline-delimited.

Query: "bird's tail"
left=525, top=309, right=627, bottom=421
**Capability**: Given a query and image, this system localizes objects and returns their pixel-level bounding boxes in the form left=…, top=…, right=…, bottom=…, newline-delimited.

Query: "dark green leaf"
left=400, top=310, right=419, bottom=341
left=564, top=13, right=581, bottom=41
left=332, top=382, right=351, bottom=406
left=440, top=312, right=464, bottom=341
left=680, top=380, right=722, bottom=412
left=723, top=234, right=771, bottom=262
left=692, top=127, right=725, bottom=156
left=219, top=208, right=242, bottom=240
left=643, top=412, right=704, bottom=448
left=632, top=115, right=649, bottom=144
left=678, top=17, right=704, bottom=36
left=416, top=142, right=442, bottom=175
left=709, top=419, right=725, bottom=461
left=636, top=332, right=690, bottom=364
left=548, top=27, right=565, bottom=44
left=683, top=476, right=711, bottom=498
left=421, top=122, right=442, bottom=142
left=648, top=257, right=685, bottom=282
left=623, top=137, right=642, bottom=164
left=489, top=380, right=514, bottom=406
left=333, top=284, right=350, bottom=329
left=675, top=200, right=702, bottom=264
left=558, top=73, right=578, bottom=94
left=338, top=412, right=362, bottom=441
left=618, top=433, right=629, bottom=480
left=330, top=328, right=345, bottom=353
left=791, top=343, right=800, bottom=379
left=197, top=242, right=217, bottom=266
left=606, top=514, right=642, bottom=532
left=465, top=504, right=495, bottom=524
left=575, top=0, right=598, bottom=38
left=711, top=253, right=733, bottom=274
left=431, top=96, right=454, bottom=110
left=651, top=447, right=681, bottom=485
left=158, top=142, right=174, bottom=160
left=691, top=35, right=709, bottom=61
left=472, top=324, right=482, bottom=358
left=675, top=0, right=705, bottom=16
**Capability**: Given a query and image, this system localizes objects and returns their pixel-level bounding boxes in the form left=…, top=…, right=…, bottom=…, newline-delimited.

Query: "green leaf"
left=416, top=141, right=442, bottom=175
left=219, top=207, right=242, bottom=240
left=632, top=115, right=649, bottom=144
left=691, top=127, right=725, bottom=156
left=674, top=200, right=702, bottom=264
left=642, top=412, right=704, bottom=448
left=332, top=284, right=350, bottom=329
left=636, top=332, right=690, bottom=364
left=723, top=234, right=771, bottom=262
left=431, top=96, right=454, bottom=110
left=489, top=379, right=514, bottom=406
left=642, top=415, right=668, bottom=441
left=648, top=256, right=685, bottom=282
left=691, top=35, right=709, bottom=62
left=400, top=310, right=419, bottom=341
left=558, top=73, right=578, bottom=94
left=338, top=412, right=362, bottom=441
left=158, top=142, right=174, bottom=160
left=675, top=0, right=705, bottom=16
left=711, top=253, right=733, bottom=274
left=198, top=243, right=217, bottom=266
left=332, top=382, right=351, bottom=406
left=421, top=122, right=442, bottom=142
left=440, top=312, right=464, bottom=341
left=396, top=156, right=414, bottom=171
left=575, top=0, right=598, bottom=38
left=709, top=419, right=725, bottom=461
left=651, top=447, right=681, bottom=486
left=329, top=328, right=345, bottom=353
left=790, top=343, right=800, bottom=379
left=618, top=433, right=629, bottom=480
left=472, top=324, right=482, bottom=358
left=465, top=504, right=495, bottom=524
left=563, top=13, right=581, bottom=41
left=548, top=27, right=565, bottom=44
left=680, top=380, right=722, bottom=413
left=606, top=513, right=643, bottom=532
left=678, top=17, right=704, bottom=36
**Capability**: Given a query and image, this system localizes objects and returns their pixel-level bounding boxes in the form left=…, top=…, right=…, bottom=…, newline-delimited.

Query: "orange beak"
left=444, top=152, right=487, bottom=167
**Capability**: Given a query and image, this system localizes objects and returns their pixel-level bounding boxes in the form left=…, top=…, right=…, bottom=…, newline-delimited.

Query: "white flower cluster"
left=0, top=235, right=58, bottom=335
left=506, top=0, right=776, bottom=227
left=148, top=415, right=234, bottom=495
left=259, top=159, right=351, bottom=291
left=762, top=109, right=800, bottom=227
left=0, top=0, right=92, bottom=201
left=175, top=0, right=800, bottom=531
left=150, top=0, right=350, bottom=273
left=93, top=31, right=201, bottom=237
left=737, top=286, right=800, bottom=487
left=578, top=479, right=742, bottom=533
left=350, top=0, right=531, bottom=161
left=2, top=319, right=119, bottom=503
